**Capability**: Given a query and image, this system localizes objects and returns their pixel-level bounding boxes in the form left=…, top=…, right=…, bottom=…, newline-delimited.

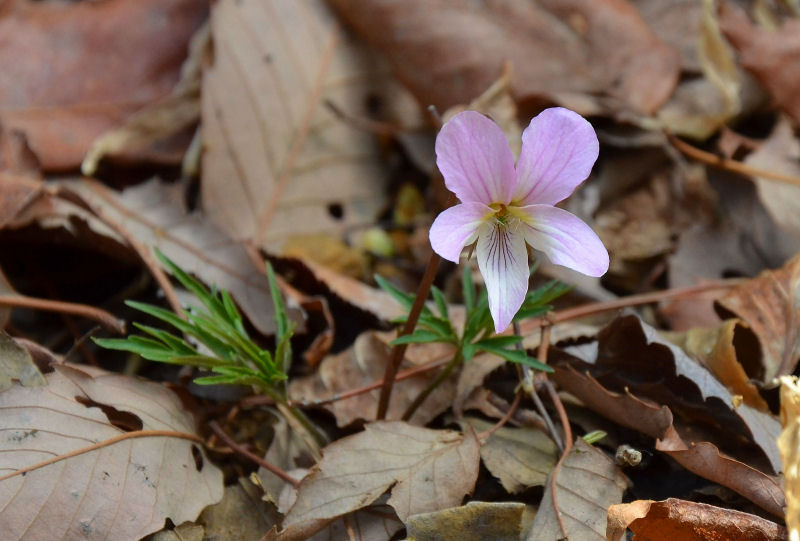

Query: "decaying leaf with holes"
left=0, top=364, right=222, bottom=541
left=201, top=0, right=420, bottom=252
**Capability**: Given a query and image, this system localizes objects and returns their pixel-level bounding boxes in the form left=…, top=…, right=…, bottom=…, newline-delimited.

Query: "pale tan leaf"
left=0, top=364, right=223, bottom=541
left=461, top=417, right=557, bottom=494
left=527, top=438, right=629, bottom=541
left=262, top=504, right=403, bottom=541
left=63, top=178, right=276, bottom=334
left=0, top=330, right=45, bottom=391
left=201, top=0, right=417, bottom=251
left=284, top=422, right=480, bottom=525
left=405, top=501, right=529, bottom=541
left=779, top=376, right=800, bottom=540
left=607, top=498, right=788, bottom=541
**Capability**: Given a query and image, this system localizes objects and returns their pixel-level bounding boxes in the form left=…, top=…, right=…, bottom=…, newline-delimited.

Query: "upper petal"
left=476, top=222, right=530, bottom=333
left=436, top=111, right=517, bottom=205
left=520, top=205, right=609, bottom=277
left=429, top=202, right=493, bottom=263
left=514, top=107, right=599, bottom=206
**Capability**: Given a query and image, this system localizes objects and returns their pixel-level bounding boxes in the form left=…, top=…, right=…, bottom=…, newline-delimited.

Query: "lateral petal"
left=521, top=205, right=609, bottom=277
left=514, top=108, right=598, bottom=206
left=476, top=222, right=530, bottom=333
left=429, top=202, right=493, bottom=263
left=436, top=111, right=517, bottom=205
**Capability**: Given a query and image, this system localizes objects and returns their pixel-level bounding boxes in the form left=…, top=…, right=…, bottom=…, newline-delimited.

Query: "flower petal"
left=429, top=202, right=493, bottom=263
left=436, top=111, right=516, bottom=205
left=476, top=222, right=530, bottom=333
left=520, top=205, right=609, bottom=277
left=514, top=107, right=599, bottom=206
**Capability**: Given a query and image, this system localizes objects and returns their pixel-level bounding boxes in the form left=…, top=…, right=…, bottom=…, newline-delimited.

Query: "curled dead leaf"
left=607, top=498, right=788, bottom=541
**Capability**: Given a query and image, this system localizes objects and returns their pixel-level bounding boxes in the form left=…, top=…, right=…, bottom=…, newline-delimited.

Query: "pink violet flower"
left=429, top=107, right=609, bottom=333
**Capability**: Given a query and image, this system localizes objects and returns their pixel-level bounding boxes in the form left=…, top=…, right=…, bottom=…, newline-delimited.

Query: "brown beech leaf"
left=554, top=314, right=782, bottom=474
left=283, top=422, right=480, bottom=526
left=720, top=3, right=800, bottom=125
left=460, top=417, right=557, bottom=494
left=716, top=252, right=800, bottom=382
left=0, top=174, right=44, bottom=228
left=779, top=376, right=800, bottom=539
left=0, top=0, right=207, bottom=171
left=666, top=319, right=769, bottom=412
left=197, top=482, right=279, bottom=541
left=290, top=331, right=457, bottom=427
left=607, top=498, right=788, bottom=541
left=527, top=438, right=629, bottom=541
left=405, top=501, right=529, bottom=541
left=326, top=0, right=679, bottom=116
left=0, top=364, right=223, bottom=541
left=63, top=178, right=277, bottom=334
left=553, top=364, right=786, bottom=517
left=202, top=0, right=417, bottom=251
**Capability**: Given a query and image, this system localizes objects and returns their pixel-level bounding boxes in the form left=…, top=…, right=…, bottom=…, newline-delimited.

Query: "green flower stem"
left=401, top=348, right=463, bottom=421
left=261, top=385, right=326, bottom=456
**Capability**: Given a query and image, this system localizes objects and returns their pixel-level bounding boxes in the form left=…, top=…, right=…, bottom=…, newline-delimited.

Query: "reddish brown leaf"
left=607, top=498, right=788, bottom=541
left=0, top=0, right=207, bottom=170
left=327, top=0, right=679, bottom=115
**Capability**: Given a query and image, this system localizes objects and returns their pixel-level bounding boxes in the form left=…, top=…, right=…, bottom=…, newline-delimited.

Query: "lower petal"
left=476, top=222, right=530, bottom=333
left=520, top=205, right=609, bottom=277
left=429, top=202, right=493, bottom=262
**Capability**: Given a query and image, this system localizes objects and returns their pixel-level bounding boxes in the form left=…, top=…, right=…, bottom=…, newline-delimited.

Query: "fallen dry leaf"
left=0, top=364, right=223, bottom=541
left=460, top=417, right=557, bottom=494
left=553, top=364, right=786, bottom=517
left=197, top=481, right=278, bottom=541
left=746, top=116, right=800, bottom=242
left=81, top=22, right=209, bottom=176
left=666, top=318, right=769, bottom=412
left=405, top=501, right=529, bottom=541
left=327, top=0, right=679, bottom=116
left=716, top=252, right=800, bottom=382
left=0, top=330, right=45, bottom=391
left=202, top=0, right=416, bottom=251
left=64, top=178, right=277, bottom=334
left=0, top=0, right=207, bottom=171
left=607, top=498, right=788, bottom=541
left=779, top=376, right=800, bottom=540
left=527, top=438, right=629, bottom=540
left=283, top=421, right=480, bottom=525
left=453, top=353, right=506, bottom=418
left=290, top=331, right=457, bottom=426
left=720, top=3, right=800, bottom=125
left=558, top=314, right=782, bottom=473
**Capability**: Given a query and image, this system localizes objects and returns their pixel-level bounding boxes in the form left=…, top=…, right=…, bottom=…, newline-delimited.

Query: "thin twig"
left=519, top=279, right=736, bottom=334
left=514, top=322, right=563, bottom=452
left=478, top=389, right=523, bottom=441
left=241, top=354, right=452, bottom=409
left=208, top=420, right=300, bottom=489
left=0, top=294, right=125, bottom=334
left=0, top=430, right=203, bottom=482
left=541, top=324, right=573, bottom=540
left=668, top=133, right=800, bottom=187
